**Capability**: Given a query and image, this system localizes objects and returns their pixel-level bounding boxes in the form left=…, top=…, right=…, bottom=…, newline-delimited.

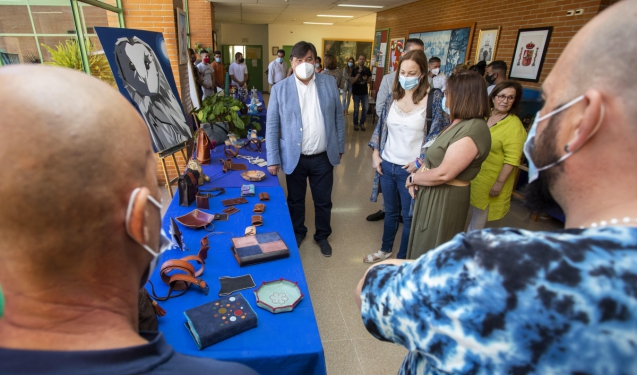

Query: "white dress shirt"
left=268, top=60, right=288, bottom=85
left=229, top=62, right=247, bottom=88
left=294, top=73, right=327, bottom=155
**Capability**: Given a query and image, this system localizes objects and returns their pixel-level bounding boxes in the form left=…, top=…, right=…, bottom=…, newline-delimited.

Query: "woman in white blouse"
left=365, top=50, right=430, bottom=262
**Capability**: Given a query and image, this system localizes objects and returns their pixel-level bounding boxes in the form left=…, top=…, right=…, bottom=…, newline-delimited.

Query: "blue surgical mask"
left=399, top=75, right=419, bottom=90
left=441, top=95, right=450, bottom=115
left=524, top=95, right=602, bottom=183
left=276, top=57, right=283, bottom=63
left=348, top=62, right=353, bottom=67
left=215, top=57, right=221, bottom=63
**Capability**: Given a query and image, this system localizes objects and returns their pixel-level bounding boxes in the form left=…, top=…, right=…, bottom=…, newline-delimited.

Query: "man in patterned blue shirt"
left=356, top=1, right=637, bottom=374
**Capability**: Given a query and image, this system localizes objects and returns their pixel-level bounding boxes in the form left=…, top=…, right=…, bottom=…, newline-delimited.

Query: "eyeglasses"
left=496, top=94, right=516, bottom=102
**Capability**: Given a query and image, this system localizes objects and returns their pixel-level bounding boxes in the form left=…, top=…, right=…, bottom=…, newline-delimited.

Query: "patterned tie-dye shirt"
left=360, top=227, right=637, bottom=374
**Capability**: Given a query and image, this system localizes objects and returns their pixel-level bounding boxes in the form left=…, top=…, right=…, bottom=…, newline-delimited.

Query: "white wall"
left=217, top=23, right=269, bottom=91
left=268, top=23, right=375, bottom=61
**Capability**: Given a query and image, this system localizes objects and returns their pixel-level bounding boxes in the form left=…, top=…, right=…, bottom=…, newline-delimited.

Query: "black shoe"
left=360, top=125, right=366, bottom=131
left=366, top=210, right=385, bottom=221
left=295, top=233, right=306, bottom=248
left=317, top=239, right=332, bottom=257
left=354, top=125, right=360, bottom=131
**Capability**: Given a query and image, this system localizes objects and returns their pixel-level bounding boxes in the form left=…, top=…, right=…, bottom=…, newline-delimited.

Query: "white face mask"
left=125, top=188, right=172, bottom=285
left=295, top=62, right=315, bottom=80
left=431, top=68, right=440, bottom=75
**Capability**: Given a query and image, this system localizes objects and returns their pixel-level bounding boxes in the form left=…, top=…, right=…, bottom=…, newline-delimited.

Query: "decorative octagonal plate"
left=254, top=278, right=303, bottom=313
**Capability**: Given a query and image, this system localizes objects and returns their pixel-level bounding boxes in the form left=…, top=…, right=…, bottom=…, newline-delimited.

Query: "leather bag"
left=179, top=169, right=200, bottom=207
left=196, top=130, right=212, bottom=165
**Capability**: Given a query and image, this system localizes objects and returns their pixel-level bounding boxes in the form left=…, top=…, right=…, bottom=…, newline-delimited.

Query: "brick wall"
left=375, top=0, right=607, bottom=88
left=188, top=0, right=215, bottom=51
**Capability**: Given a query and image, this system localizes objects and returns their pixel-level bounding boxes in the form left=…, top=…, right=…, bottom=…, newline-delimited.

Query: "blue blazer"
left=266, top=73, right=345, bottom=174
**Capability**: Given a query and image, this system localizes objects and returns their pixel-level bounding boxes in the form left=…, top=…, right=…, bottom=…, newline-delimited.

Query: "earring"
left=564, top=144, right=570, bottom=153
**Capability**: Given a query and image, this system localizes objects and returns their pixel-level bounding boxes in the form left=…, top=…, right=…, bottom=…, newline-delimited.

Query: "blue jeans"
left=341, top=84, right=352, bottom=111
left=352, top=94, right=369, bottom=126
left=379, top=160, right=412, bottom=259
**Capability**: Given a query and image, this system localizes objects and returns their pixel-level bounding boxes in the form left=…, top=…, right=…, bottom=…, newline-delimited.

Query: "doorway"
left=222, top=44, right=264, bottom=92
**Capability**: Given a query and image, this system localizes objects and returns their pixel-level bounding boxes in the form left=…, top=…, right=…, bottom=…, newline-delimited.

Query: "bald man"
left=355, top=1, right=637, bottom=374
left=0, top=65, right=256, bottom=375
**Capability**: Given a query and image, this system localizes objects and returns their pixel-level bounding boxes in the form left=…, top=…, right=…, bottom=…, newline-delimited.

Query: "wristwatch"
left=409, top=175, right=413, bottom=184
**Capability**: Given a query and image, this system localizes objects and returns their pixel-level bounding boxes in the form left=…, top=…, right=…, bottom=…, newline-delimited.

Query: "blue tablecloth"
left=202, top=141, right=279, bottom=188
left=241, top=91, right=267, bottom=137
left=150, top=186, right=326, bottom=375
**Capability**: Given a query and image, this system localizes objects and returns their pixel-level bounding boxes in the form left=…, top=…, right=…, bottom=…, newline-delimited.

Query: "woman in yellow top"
left=468, top=81, right=527, bottom=231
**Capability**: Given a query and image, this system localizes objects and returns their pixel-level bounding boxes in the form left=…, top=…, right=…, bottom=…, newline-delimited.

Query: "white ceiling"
left=210, top=0, right=418, bottom=27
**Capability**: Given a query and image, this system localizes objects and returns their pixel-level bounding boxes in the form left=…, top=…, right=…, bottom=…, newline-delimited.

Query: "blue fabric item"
left=265, top=73, right=345, bottom=175
left=199, top=143, right=280, bottom=189
left=378, top=160, right=412, bottom=259
left=151, top=186, right=326, bottom=375
left=241, top=91, right=267, bottom=137
left=352, top=94, right=369, bottom=126
left=360, top=227, right=637, bottom=375
left=0, top=332, right=258, bottom=375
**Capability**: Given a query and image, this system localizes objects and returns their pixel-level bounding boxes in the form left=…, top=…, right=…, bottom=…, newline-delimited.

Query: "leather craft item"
left=218, top=275, right=256, bottom=296
left=224, top=145, right=240, bottom=158
left=196, top=194, right=209, bottom=209
left=196, top=187, right=226, bottom=209
left=241, top=184, right=255, bottom=197
left=187, top=159, right=210, bottom=186
left=253, top=203, right=265, bottom=213
left=244, top=138, right=263, bottom=152
left=199, top=187, right=226, bottom=197
left=221, top=197, right=248, bottom=207
left=241, top=170, right=266, bottom=182
left=149, top=246, right=210, bottom=302
left=245, top=226, right=257, bottom=236
left=219, top=158, right=247, bottom=173
left=175, top=209, right=215, bottom=231
left=179, top=169, right=200, bottom=207
left=259, top=192, right=270, bottom=201
left=170, top=217, right=187, bottom=251
left=231, top=231, right=290, bottom=267
left=184, top=294, right=258, bottom=350
left=196, top=130, right=212, bottom=164
left=214, top=213, right=229, bottom=221
left=223, top=206, right=240, bottom=215
left=251, top=215, right=263, bottom=226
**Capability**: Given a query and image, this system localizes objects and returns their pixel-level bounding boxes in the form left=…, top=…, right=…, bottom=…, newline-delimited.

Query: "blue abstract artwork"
left=409, top=26, right=472, bottom=76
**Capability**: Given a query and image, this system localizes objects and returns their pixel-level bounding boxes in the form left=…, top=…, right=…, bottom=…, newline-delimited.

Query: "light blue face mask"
left=276, top=57, right=283, bottom=63
left=215, top=57, right=221, bottom=63
left=441, top=95, right=450, bottom=115
left=524, top=95, right=603, bottom=183
left=399, top=75, right=419, bottom=90
left=348, top=62, right=353, bottom=67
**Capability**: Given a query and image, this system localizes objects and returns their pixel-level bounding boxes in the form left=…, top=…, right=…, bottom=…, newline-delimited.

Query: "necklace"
left=580, top=217, right=637, bottom=229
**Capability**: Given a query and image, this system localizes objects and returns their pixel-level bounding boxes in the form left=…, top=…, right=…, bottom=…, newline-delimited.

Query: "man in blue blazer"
left=266, top=41, right=345, bottom=257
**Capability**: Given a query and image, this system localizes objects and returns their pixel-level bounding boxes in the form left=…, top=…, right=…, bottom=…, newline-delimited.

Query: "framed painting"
left=474, top=27, right=500, bottom=65
left=176, top=8, right=188, bottom=65
left=322, top=39, right=373, bottom=69
left=388, top=37, right=404, bottom=72
left=372, top=28, right=389, bottom=69
left=408, top=23, right=475, bottom=76
left=509, top=27, right=553, bottom=82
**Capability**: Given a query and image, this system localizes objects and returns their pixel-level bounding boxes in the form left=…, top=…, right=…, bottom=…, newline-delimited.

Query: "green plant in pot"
left=193, top=92, right=261, bottom=140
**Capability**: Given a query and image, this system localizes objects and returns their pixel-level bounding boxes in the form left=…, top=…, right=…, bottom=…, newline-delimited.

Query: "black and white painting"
left=95, top=27, right=192, bottom=153
left=475, top=28, right=501, bottom=65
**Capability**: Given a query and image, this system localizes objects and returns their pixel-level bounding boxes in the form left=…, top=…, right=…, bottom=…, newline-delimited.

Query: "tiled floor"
left=160, top=95, right=564, bottom=375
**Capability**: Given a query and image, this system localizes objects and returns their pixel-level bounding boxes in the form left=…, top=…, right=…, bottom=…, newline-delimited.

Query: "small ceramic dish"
left=254, top=278, right=304, bottom=313
left=175, top=209, right=215, bottom=231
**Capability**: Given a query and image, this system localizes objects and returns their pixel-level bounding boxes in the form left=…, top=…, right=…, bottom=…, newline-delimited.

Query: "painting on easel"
left=95, top=27, right=192, bottom=153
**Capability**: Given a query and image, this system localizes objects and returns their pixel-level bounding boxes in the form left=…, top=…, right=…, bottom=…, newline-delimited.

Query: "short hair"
left=469, top=60, right=487, bottom=76
left=487, top=60, right=508, bottom=74
left=235, top=52, right=243, bottom=59
left=316, top=56, right=322, bottom=63
left=214, top=50, right=222, bottom=56
left=188, top=48, right=196, bottom=55
left=446, top=71, right=490, bottom=120
left=392, top=49, right=430, bottom=104
left=489, top=80, right=523, bottom=115
left=404, top=38, right=424, bottom=51
left=324, top=54, right=337, bottom=70
left=290, top=41, right=317, bottom=60
left=199, top=49, right=209, bottom=56
left=358, top=54, right=366, bottom=60
left=428, top=56, right=441, bottom=64
left=453, top=63, right=469, bottom=74
left=277, top=49, right=285, bottom=56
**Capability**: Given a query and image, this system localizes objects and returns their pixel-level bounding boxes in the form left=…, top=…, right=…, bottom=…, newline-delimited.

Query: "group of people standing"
left=188, top=48, right=251, bottom=103
left=365, top=38, right=527, bottom=263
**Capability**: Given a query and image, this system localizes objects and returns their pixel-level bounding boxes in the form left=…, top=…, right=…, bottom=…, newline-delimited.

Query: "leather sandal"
left=363, top=250, right=392, bottom=263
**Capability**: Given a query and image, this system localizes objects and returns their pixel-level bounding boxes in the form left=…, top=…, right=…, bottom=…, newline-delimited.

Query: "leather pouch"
left=213, top=213, right=228, bottom=221
left=223, top=206, right=239, bottom=215
left=251, top=215, right=263, bottom=226
left=230, top=231, right=290, bottom=267
left=184, top=294, right=257, bottom=350
left=179, top=169, right=200, bottom=207
left=253, top=203, right=265, bottom=213
left=222, top=197, right=248, bottom=207
left=196, top=129, right=212, bottom=164
left=196, top=194, right=209, bottom=209
left=241, top=184, right=255, bottom=197
left=259, top=192, right=270, bottom=201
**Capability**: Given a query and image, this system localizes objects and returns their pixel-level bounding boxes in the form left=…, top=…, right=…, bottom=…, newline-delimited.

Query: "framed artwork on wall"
left=408, top=23, right=475, bottom=76
left=272, top=46, right=279, bottom=55
left=322, top=39, right=373, bottom=69
left=389, top=37, right=404, bottom=72
left=474, top=27, right=500, bottom=65
left=509, top=27, right=553, bottom=82
left=176, top=8, right=188, bottom=65
left=372, top=28, right=390, bottom=70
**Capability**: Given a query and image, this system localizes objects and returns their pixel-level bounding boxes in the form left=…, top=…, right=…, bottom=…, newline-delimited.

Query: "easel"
left=158, top=142, right=189, bottom=198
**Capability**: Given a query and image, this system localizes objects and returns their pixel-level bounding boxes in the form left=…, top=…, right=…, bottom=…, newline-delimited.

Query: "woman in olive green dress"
left=405, top=71, right=492, bottom=259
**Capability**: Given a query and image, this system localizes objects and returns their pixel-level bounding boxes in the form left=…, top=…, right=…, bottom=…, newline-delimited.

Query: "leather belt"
left=149, top=246, right=210, bottom=301
left=445, top=179, right=470, bottom=187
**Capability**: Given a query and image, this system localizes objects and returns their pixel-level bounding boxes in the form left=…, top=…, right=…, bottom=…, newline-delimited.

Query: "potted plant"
left=193, top=92, right=261, bottom=140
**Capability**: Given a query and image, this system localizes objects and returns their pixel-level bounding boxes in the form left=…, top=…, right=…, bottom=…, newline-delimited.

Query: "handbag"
left=196, top=130, right=212, bottom=165
left=202, top=122, right=230, bottom=146
left=178, top=169, right=200, bottom=207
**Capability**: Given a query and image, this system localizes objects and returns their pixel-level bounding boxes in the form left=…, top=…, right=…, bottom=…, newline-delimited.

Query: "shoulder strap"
left=426, top=88, right=440, bottom=135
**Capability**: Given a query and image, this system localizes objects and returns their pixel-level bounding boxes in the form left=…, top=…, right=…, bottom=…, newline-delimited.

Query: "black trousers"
left=285, top=152, right=334, bottom=241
